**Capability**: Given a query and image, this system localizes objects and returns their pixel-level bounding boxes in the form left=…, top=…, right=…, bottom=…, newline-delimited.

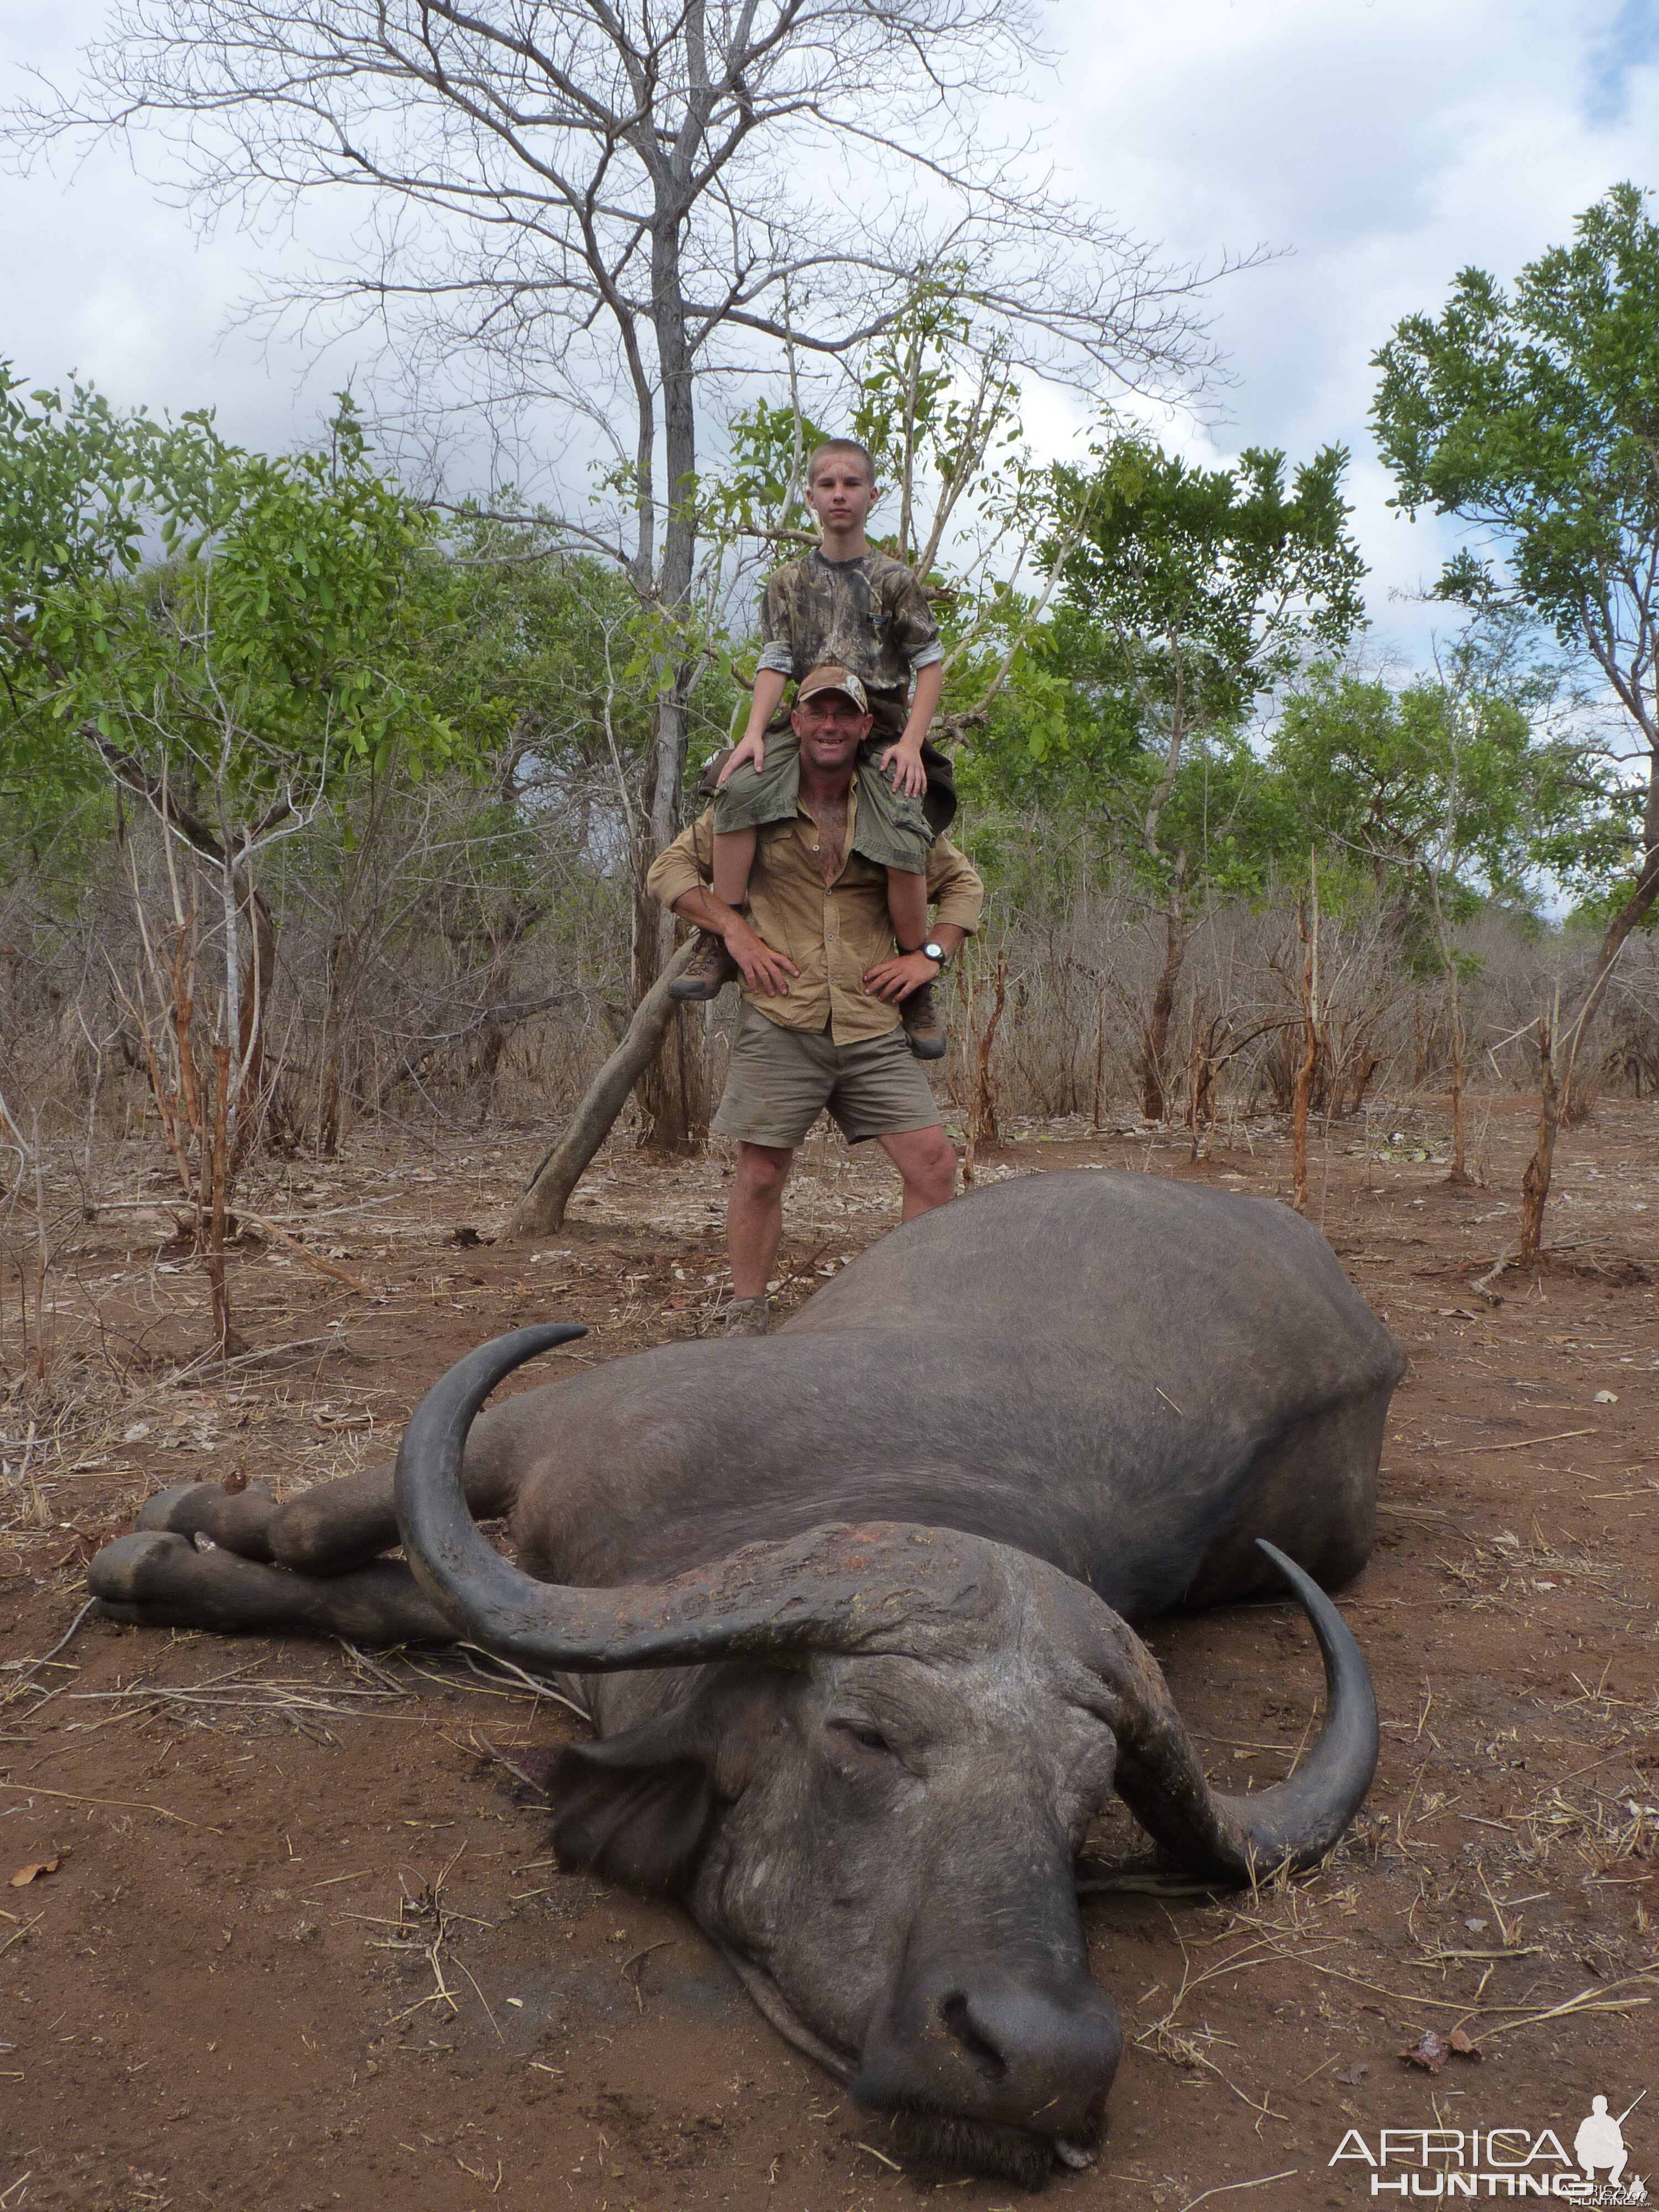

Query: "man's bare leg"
left=878, top=1124, right=958, bottom=1220
left=727, top=1142, right=795, bottom=1328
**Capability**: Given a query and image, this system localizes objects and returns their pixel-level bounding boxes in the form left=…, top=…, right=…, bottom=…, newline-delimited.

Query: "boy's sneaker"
left=669, top=928, right=739, bottom=1001
left=900, top=980, right=948, bottom=1061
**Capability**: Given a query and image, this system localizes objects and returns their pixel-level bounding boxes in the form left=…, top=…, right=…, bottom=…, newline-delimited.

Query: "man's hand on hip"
left=727, top=916, right=799, bottom=997
left=672, top=886, right=799, bottom=997
left=863, top=949, right=938, bottom=1003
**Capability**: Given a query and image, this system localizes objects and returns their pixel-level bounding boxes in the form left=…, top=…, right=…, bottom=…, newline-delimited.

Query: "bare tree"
left=12, top=0, right=1222, bottom=1145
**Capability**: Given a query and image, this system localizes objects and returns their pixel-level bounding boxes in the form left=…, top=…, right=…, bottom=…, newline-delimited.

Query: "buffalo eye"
left=832, top=1720, right=893, bottom=1756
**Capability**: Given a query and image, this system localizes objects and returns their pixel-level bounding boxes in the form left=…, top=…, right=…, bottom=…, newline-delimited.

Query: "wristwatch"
left=921, top=940, right=947, bottom=968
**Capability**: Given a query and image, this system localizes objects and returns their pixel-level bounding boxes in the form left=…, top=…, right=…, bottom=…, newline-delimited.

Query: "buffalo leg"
left=88, top=1529, right=456, bottom=1643
left=137, top=1479, right=282, bottom=1559
left=138, top=1443, right=518, bottom=1578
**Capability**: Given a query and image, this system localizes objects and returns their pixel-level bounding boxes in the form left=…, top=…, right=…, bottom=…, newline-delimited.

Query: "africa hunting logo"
left=1330, top=2091, right=1647, bottom=2200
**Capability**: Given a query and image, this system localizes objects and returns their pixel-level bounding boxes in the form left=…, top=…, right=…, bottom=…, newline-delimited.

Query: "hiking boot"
left=900, top=979, right=948, bottom=1061
left=669, top=928, right=739, bottom=1002
left=723, top=1295, right=769, bottom=1337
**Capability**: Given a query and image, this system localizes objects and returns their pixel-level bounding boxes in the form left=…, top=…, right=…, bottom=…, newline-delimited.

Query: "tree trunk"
left=1517, top=1013, right=1558, bottom=1266
left=507, top=938, right=700, bottom=1241
left=1290, top=894, right=1319, bottom=1213
left=1186, top=1014, right=1227, bottom=1160
left=630, top=782, right=708, bottom=1154
left=1089, top=983, right=1109, bottom=1133
left=1445, top=963, right=1471, bottom=1187
left=317, top=927, right=353, bottom=1157
left=952, top=946, right=1008, bottom=1188
left=469, top=900, right=544, bottom=1121
left=1447, top=1042, right=1468, bottom=1183
left=130, top=863, right=250, bottom=1359
left=970, top=950, right=1008, bottom=1152
left=1139, top=859, right=1189, bottom=1121
left=1515, top=746, right=1657, bottom=1258
left=632, top=226, right=709, bottom=1152
left=240, top=874, right=279, bottom=1127
left=204, top=1040, right=246, bottom=1359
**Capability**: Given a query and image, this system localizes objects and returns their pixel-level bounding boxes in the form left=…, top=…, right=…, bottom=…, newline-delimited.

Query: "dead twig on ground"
left=234, top=1211, right=370, bottom=1294
left=0, top=1599, right=98, bottom=1706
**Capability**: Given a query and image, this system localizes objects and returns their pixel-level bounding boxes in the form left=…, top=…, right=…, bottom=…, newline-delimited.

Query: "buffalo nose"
left=854, top=1964, right=1123, bottom=2137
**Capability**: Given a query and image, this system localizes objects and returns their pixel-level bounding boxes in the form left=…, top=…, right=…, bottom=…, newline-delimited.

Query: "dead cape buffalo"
left=88, top=1170, right=1404, bottom=2185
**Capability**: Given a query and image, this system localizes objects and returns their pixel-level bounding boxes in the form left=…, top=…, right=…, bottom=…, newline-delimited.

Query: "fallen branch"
left=0, top=1599, right=98, bottom=1708
left=237, top=1210, right=370, bottom=1294
left=1480, top=1980, right=1657, bottom=2041
left=1471, top=1249, right=1512, bottom=1296
left=0, top=1781, right=196, bottom=1827
left=507, top=937, right=698, bottom=1241
left=1448, top=1428, right=1599, bottom=1454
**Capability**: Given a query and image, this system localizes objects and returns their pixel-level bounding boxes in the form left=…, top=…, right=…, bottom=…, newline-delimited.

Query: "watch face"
left=924, top=941, right=944, bottom=962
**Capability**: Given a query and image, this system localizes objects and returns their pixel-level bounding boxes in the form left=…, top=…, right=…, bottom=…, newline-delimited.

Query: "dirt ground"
left=1, top=1092, right=1655, bottom=2212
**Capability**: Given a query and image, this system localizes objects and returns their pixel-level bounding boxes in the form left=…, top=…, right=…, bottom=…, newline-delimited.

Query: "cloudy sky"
left=4, top=0, right=1657, bottom=669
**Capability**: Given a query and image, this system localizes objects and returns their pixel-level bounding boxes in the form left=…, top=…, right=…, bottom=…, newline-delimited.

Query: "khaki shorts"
left=712, top=1003, right=943, bottom=1149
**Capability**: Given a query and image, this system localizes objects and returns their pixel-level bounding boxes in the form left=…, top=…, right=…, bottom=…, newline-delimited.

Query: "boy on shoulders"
left=670, top=439, right=954, bottom=1058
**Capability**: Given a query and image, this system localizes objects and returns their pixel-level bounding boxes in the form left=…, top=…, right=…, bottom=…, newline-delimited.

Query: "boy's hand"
left=879, top=738, right=927, bottom=800
left=716, top=732, right=767, bottom=787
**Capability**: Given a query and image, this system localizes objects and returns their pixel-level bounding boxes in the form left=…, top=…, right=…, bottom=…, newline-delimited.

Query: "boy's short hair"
left=806, top=437, right=877, bottom=487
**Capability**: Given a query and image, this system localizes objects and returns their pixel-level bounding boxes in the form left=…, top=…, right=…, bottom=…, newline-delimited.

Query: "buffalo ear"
left=547, top=1738, right=714, bottom=1893
left=544, top=1667, right=789, bottom=1895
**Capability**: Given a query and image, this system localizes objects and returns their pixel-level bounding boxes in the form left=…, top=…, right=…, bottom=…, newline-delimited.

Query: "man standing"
left=646, top=665, right=984, bottom=1334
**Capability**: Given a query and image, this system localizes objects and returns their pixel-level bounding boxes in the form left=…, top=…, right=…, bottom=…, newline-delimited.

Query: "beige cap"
left=795, top=664, right=869, bottom=713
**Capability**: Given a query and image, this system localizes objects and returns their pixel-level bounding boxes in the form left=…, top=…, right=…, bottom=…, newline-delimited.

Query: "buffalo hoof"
left=135, top=1480, right=276, bottom=1559
left=88, top=1528, right=192, bottom=1621
left=86, top=1526, right=457, bottom=1643
left=136, top=1482, right=221, bottom=1531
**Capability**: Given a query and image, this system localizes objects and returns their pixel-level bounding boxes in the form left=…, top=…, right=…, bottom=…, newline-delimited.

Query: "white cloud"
left=4, top=0, right=1659, bottom=667
left=1035, top=0, right=1659, bottom=658
left=1, top=0, right=377, bottom=449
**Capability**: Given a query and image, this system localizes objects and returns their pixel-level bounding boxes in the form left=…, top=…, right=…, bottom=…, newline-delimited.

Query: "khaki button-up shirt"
left=646, top=795, right=985, bottom=1045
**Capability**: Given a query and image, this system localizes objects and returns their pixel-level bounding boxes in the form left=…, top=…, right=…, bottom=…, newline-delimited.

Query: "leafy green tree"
left=1272, top=631, right=1608, bottom=1175
left=5, top=388, right=455, bottom=1091
left=2, top=383, right=455, bottom=852
left=1374, top=182, right=1659, bottom=1255
left=0, top=375, right=457, bottom=1347
left=275, top=517, right=663, bottom=1149
left=1044, top=435, right=1367, bottom=1116
left=1270, top=655, right=1601, bottom=925
left=0, top=364, right=217, bottom=849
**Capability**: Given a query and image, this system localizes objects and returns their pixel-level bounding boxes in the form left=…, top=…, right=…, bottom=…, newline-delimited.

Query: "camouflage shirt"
left=755, top=549, right=943, bottom=708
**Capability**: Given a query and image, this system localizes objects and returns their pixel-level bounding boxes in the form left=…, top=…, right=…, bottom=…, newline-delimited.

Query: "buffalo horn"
left=1068, top=1542, right=1378, bottom=1878
left=393, top=1327, right=1011, bottom=1669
